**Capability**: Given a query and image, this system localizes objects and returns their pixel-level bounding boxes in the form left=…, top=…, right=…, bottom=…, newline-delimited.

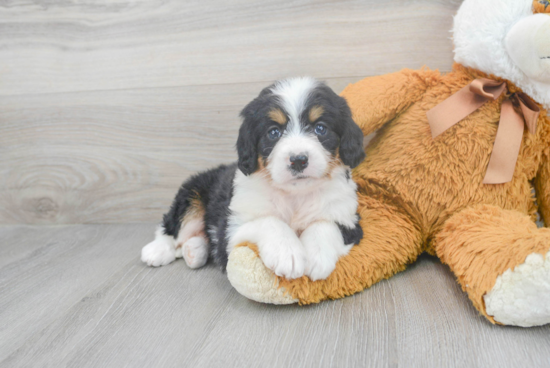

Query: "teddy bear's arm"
left=341, top=69, right=440, bottom=136
left=535, top=147, right=550, bottom=227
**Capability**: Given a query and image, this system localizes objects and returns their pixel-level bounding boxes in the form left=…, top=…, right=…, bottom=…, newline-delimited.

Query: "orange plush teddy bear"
left=226, top=0, right=550, bottom=327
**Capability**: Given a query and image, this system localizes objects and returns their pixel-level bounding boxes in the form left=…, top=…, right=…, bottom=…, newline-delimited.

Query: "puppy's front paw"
left=261, top=238, right=306, bottom=280
left=301, top=222, right=349, bottom=281
left=229, top=218, right=306, bottom=280
left=141, top=238, right=176, bottom=267
left=304, top=251, right=339, bottom=281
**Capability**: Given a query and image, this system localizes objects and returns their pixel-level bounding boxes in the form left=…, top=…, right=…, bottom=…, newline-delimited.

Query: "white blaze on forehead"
left=270, top=77, right=318, bottom=135
left=266, top=133, right=330, bottom=186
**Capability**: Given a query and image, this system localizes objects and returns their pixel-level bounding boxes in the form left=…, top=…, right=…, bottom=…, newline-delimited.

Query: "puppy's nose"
left=290, top=155, right=308, bottom=172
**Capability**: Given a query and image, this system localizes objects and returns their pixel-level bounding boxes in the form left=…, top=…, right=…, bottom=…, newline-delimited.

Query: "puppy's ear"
left=338, top=97, right=365, bottom=168
left=237, top=100, right=260, bottom=175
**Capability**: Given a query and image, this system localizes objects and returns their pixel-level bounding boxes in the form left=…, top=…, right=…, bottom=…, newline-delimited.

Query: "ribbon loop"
left=516, top=92, right=540, bottom=135
left=427, top=78, right=540, bottom=185
left=483, top=100, right=525, bottom=184
left=469, top=78, right=507, bottom=100
left=427, top=78, right=507, bottom=139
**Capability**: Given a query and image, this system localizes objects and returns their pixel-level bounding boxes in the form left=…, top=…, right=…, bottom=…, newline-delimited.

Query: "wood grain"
left=0, top=78, right=355, bottom=224
left=0, top=0, right=462, bottom=224
left=2, top=1, right=549, bottom=365
left=0, top=0, right=458, bottom=96
left=1, top=224, right=549, bottom=368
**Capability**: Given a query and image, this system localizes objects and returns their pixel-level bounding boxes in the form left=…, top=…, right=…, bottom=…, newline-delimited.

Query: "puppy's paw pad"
left=182, top=236, right=209, bottom=269
left=141, top=239, right=176, bottom=267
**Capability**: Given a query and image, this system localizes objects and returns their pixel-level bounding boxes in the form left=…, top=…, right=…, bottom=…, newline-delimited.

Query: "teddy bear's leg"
left=227, top=194, right=424, bottom=305
left=434, top=204, right=550, bottom=327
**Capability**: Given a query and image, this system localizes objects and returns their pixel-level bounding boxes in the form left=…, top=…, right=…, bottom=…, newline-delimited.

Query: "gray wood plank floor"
left=1, top=224, right=549, bottom=368
left=2, top=0, right=549, bottom=366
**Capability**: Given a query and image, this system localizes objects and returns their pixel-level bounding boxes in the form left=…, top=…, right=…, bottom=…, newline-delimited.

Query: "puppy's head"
left=237, top=77, right=365, bottom=189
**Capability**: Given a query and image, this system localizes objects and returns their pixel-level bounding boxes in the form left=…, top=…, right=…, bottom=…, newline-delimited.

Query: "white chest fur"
left=226, top=166, right=358, bottom=245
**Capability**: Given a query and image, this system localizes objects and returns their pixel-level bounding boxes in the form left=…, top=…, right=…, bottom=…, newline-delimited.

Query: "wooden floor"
left=2, top=1, right=550, bottom=366
left=1, top=224, right=549, bottom=368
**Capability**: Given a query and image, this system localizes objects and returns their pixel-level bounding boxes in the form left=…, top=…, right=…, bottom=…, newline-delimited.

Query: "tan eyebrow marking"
left=533, top=0, right=550, bottom=14
left=268, top=108, right=287, bottom=125
left=309, top=105, right=324, bottom=123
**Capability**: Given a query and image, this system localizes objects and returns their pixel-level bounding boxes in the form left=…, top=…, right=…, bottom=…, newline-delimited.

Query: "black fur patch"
left=237, top=86, right=286, bottom=175
left=300, top=83, right=365, bottom=168
left=162, top=163, right=237, bottom=269
left=337, top=215, right=363, bottom=245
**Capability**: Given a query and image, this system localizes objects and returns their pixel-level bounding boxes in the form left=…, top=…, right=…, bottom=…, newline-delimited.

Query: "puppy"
left=141, top=77, right=365, bottom=281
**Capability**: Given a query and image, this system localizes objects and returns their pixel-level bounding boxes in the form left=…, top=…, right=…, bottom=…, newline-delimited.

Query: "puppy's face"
left=237, top=77, right=365, bottom=190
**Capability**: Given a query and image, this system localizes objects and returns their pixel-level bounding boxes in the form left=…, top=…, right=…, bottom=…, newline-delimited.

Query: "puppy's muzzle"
left=289, top=154, right=308, bottom=173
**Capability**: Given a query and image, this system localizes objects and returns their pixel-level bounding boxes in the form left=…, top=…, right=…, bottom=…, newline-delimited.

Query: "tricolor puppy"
left=141, top=77, right=365, bottom=281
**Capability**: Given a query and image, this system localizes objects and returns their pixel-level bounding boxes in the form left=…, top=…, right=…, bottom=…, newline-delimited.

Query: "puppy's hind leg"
left=176, top=217, right=209, bottom=269
left=141, top=226, right=177, bottom=267
left=141, top=218, right=209, bottom=269
left=182, top=236, right=209, bottom=269
left=147, top=164, right=232, bottom=269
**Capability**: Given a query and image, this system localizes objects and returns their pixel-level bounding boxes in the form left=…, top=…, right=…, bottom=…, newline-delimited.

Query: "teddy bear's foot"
left=435, top=204, right=550, bottom=326
left=484, top=251, right=550, bottom=327
left=226, top=245, right=298, bottom=305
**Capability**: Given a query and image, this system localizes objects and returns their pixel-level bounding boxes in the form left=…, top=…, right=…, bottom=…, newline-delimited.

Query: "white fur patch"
left=270, top=76, right=318, bottom=136
left=182, top=236, right=209, bottom=269
left=484, top=251, right=550, bottom=327
left=228, top=216, right=307, bottom=279
left=142, top=217, right=209, bottom=269
left=176, top=217, right=205, bottom=248
left=227, top=165, right=358, bottom=280
left=176, top=217, right=208, bottom=266
left=141, top=226, right=176, bottom=267
left=266, top=77, right=331, bottom=187
left=453, top=0, right=550, bottom=108
left=267, top=133, right=331, bottom=186
left=301, top=221, right=351, bottom=281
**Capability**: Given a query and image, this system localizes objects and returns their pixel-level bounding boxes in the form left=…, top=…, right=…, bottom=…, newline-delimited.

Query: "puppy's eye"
left=314, top=123, right=327, bottom=136
left=268, top=127, right=282, bottom=140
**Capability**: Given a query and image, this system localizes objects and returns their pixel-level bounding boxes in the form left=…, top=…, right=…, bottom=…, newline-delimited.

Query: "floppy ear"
left=338, top=97, right=365, bottom=168
left=236, top=101, right=260, bottom=175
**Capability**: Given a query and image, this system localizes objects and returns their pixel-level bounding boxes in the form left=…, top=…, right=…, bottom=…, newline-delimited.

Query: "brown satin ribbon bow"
left=427, top=78, right=540, bottom=184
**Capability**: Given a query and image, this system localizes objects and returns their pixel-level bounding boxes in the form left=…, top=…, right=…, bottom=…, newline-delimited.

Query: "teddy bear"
left=225, top=0, right=550, bottom=327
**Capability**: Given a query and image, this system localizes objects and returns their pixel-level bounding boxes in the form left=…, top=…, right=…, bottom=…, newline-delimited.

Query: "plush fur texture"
left=226, top=63, right=550, bottom=326
left=435, top=204, right=550, bottom=325
left=484, top=250, right=550, bottom=327
left=145, top=0, right=550, bottom=327
left=453, top=0, right=550, bottom=108
left=142, top=78, right=365, bottom=281
left=227, top=244, right=298, bottom=304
